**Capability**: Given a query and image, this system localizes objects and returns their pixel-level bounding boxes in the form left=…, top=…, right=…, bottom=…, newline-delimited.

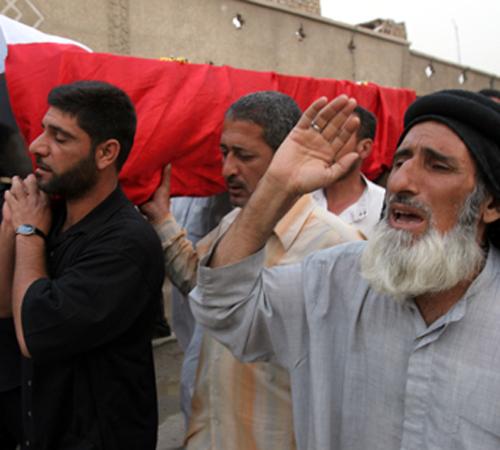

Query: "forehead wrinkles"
left=401, top=122, right=473, bottom=164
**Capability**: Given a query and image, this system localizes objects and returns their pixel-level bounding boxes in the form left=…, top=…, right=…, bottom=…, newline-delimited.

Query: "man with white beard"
left=189, top=90, right=500, bottom=449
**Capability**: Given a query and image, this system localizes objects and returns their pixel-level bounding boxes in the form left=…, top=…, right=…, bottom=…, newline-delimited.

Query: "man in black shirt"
left=0, top=81, right=164, bottom=449
left=0, top=173, right=22, bottom=449
left=0, top=122, right=32, bottom=449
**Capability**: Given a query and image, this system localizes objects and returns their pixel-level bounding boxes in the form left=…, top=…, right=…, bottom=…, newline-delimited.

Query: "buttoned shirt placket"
left=401, top=300, right=467, bottom=449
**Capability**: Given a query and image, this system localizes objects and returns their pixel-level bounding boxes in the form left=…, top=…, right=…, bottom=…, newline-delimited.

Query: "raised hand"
left=265, top=95, right=360, bottom=196
left=209, top=95, right=362, bottom=268
left=139, top=164, right=172, bottom=225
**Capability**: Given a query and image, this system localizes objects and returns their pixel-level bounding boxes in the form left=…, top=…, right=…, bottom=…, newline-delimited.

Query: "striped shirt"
left=157, top=194, right=363, bottom=449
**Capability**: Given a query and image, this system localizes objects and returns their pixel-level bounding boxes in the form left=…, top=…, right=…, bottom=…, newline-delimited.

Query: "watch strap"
left=15, top=224, right=47, bottom=241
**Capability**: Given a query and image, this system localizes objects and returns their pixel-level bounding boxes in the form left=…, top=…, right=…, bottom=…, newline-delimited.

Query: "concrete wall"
left=1, top=0, right=498, bottom=94
left=5, top=0, right=111, bottom=52
left=266, top=0, right=320, bottom=15
left=406, top=50, right=498, bottom=95
left=128, top=0, right=411, bottom=89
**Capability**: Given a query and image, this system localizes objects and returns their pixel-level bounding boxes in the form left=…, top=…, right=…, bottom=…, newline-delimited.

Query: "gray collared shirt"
left=190, top=241, right=500, bottom=450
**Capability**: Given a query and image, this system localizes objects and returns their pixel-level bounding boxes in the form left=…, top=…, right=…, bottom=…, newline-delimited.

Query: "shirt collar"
left=273, top=194, right=316, bottom=252
left=311, top=188, right=327, bottom=208
left=410, top=244, right=500, bottom=341
left=341, top=175, right=372, bottom=224
left=461, top=243, right=500, bottom=301
left=312, top=175, right=375, bottom=224
left=51, top=186, right=129, bottom=240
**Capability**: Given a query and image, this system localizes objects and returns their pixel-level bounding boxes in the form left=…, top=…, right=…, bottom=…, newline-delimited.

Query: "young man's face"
left=220, top=119, right=274, bottom=207
left=29, top=107, right=98, bottom=199
left=386, top=121, right=481, bottom=239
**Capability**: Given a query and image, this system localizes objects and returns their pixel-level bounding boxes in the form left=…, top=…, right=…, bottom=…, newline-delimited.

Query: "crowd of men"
left=1, top=80, right=500, bottom=450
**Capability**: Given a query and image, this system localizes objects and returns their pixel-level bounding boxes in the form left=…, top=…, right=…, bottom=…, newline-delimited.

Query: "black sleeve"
left=0, top=317, right=21, bottom=390
left=21, top=228, right=164, bottom=361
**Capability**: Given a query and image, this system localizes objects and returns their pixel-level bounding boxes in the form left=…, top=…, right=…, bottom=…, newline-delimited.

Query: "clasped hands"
left=3, top=174, right=51, bottom=235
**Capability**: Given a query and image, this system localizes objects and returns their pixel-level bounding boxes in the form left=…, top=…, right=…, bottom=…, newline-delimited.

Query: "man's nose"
left=222, top=153, right=238, bottom=179
left=386, top=158, right=419, bottom=196
left=29, top=132, right=49, bottom=157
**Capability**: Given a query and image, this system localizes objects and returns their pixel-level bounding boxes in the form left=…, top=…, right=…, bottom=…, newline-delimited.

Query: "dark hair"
left=479, top=89, right=500, bottom=100
left=354, top=105, right=377, bottom=141
left=473, top=169, right=500, bottom=248
left=48, top=80, right=136, bottom=170
left=225, top=91, right=302, bottom=152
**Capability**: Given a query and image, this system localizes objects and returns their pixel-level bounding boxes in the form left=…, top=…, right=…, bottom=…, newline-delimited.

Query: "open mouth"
left=392, top=209, right=424, bottom=223
left=389, top=203, right=427, bottom=231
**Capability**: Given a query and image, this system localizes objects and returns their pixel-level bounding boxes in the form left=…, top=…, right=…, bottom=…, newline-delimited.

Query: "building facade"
left=1, top=0, right=497, bottom=94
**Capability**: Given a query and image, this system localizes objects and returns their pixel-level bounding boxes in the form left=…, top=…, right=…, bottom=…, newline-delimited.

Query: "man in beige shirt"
left=141, top=91, right=363, bottom=449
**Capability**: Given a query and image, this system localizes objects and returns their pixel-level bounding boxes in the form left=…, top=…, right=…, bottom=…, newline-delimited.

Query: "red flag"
left=5, top=40, right=415, bottom=204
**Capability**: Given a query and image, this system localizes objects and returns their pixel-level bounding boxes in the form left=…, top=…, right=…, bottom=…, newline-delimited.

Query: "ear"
left=95, top=139, right=120, bottom=171
left=356, top=138, right=373, bottom=160
left=482, top=195, right=500, bottom=224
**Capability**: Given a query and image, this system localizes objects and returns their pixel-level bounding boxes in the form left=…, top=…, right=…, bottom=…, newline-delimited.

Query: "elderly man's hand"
left=139, top=164, right=172, bottom=225
left=4, top=175, right=51, bottom=234
left=265, top=95, right=361, bottom=196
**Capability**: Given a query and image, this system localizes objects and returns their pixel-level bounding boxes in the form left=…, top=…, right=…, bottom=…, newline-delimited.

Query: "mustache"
left=35, top=158, right=52, bottom=172
left=226, top=175, right=246, bottom=189
left=385, top=193, right=432, bottom=219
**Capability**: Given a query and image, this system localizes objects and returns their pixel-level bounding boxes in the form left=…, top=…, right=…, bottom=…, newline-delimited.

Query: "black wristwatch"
left=15, top=224, right=47, bottom=241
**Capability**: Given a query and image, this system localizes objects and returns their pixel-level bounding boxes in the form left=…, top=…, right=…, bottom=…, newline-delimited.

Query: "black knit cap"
left=479, top=88, right=500, bottom=100
left=400, top=89, right=500, bottom=246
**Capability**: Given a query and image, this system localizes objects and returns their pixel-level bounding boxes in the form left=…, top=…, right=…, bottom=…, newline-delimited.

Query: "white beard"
left=360, top=191, right=486, bottom=300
